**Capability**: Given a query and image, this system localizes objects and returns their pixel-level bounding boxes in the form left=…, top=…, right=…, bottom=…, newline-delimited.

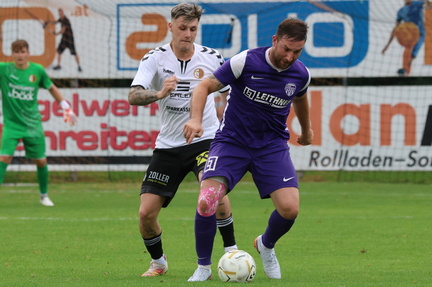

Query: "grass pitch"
left=0, top=174, right=431, bottom=286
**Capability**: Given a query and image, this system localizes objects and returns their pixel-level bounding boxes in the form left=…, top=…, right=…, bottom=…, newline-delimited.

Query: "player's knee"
left=197, top=200, right=214, bottom=216
left=215, top=198, right=230, bottom=218
left=197, top=183, right=226, bottom=217
left=279, top=206, right=299, bottom=220
left=138, top=206, right=158, bottom=223
left=277, top=201, right=299, bottom=219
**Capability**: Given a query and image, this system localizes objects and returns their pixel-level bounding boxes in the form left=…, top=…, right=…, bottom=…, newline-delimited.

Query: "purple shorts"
left=202, top=140, right=298, bottom=198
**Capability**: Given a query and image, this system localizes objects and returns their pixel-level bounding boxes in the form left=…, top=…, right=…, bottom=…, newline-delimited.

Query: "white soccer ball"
left=217, top=250, right=257, bottom=283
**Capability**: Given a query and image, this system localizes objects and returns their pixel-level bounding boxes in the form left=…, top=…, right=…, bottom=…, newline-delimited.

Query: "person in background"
left=0, top=39, right=77, bottom=206
left=51, top=8, right=82, bottom=72
left=128, top=3, right=237, bottom=277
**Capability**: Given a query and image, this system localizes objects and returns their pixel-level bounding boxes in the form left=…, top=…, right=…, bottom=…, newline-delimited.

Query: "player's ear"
left=271, top=35, right=277, bottom=47
left=168, top=22, right=173, bottom=32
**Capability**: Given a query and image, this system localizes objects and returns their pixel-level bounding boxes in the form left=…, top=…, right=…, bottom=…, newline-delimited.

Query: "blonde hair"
left=171, top=3, right=203, bottom=22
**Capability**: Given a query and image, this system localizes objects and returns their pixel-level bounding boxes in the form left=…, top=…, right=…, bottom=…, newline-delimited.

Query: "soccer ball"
left=217, top=250, right=257, bottom=283
left=395, top=22, right=420, bottom=48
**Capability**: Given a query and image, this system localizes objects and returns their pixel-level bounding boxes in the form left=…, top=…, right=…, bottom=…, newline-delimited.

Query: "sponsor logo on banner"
left=117, top=1, right=369, bottom=70
left=287, top=89, right=432, bottom=171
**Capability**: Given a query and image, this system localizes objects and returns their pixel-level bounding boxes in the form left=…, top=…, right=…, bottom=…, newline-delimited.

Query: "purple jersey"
left=213, top=46, right=310, bottom=148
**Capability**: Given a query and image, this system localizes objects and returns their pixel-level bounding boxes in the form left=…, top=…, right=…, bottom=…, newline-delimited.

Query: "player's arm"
left=48, top=84, right=77, bottom=126
left=128, top=75, right=178, bottom=106
left=184, top=74, right=224, bottom=144
left=293, top=94, right=313, bottom=146
left=58, top=25, right=66, bottom=35
left=214, top=90, right=228, bottom=121
left=382, top=22, right=399, bottom=54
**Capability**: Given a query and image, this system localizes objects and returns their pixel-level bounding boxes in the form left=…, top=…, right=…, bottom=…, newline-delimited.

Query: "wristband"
left=60, top=100, right=71, bottom=110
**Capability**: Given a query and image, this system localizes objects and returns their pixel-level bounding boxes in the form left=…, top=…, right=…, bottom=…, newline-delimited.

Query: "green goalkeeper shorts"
left=0, top=126, right=46, bottom=159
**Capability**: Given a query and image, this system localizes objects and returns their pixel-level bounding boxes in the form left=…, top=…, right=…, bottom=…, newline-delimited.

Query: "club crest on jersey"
left=285, top=83, right=296, bottom=97
left=194, top=68, right=205, bottom=79
left=29, top=74, right=37, bottom=83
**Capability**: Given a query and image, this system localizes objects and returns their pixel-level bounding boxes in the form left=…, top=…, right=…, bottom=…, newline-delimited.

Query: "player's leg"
left=251, top=145, right=299, bottom=279
left=139, top=148, right=184, bottom=277
left=139, top=192, right=167, bottom=276
left=189, top=140, right=248, bottom=281
left=402, top=47, right=414, bottom=75
left=216, top=195, right=237, bottom=252
left=69, top=43, right=82, bottom=72
left=25, top=135, right=53, bottom=206
left=198, top=168, right=237, bottom=252
left=0, top=129, right=19, bottom=184
left=194, top=141, right=237, bottom=253
left=34, top=158, right=53, bottom=206
left=0, top=155, right=13, bottom=184
left=188, top=177, right=227, bottom=282
left=268, top=186, right=299, bottom=243
left=53, top=43, right=66, bottom=69
left=405, top=30, right=425, bottom=75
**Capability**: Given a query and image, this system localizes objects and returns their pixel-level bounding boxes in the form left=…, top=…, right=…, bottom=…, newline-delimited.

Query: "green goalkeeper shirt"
left=0, top=62, right=53, bottom=137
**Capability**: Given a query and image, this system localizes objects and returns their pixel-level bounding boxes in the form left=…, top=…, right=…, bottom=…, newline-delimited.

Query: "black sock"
left=217, top=214, right=236, bottom=247
left=143, top=233, right=163, bottom=260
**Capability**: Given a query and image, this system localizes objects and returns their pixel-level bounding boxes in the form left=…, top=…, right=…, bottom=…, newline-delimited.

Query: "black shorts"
left=57, top=38, right=77, bottom=55
left=140, top=139, right=212, bottom=207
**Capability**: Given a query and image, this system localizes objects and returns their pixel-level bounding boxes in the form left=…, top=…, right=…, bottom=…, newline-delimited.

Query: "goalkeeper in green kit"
left=0, top=39, right=77, bottom=206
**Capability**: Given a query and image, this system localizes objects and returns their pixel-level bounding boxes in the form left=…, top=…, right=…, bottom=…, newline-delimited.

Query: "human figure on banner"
left=382, top=0, right=431, bottom=76
left=48, top=8, right=82, bottom=72
left=0, top=39, right=77, bottom=206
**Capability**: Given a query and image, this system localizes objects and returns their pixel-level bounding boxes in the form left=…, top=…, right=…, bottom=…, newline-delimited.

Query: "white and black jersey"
left=131, top=43, right=229, bottom=149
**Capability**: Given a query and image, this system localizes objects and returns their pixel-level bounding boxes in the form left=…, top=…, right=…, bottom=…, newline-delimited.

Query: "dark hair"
left=171, top=3, right=203, bottom=22
left=11, top=39, right=29, bottom=52
left=276, top=18, right=308, bottom=42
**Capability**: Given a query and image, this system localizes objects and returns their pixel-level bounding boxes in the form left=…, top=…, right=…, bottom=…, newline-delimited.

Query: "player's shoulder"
left=294, top=58, right=308, bottom=71
left=195, top=44, right=224, bottom=63
left=246, top=46, right=267, bottom=56
left=140, top=44, right=170, bottom=62
left=28, top=62, right=48, bottom=73
left=29, top=62, right=45, bottom=69
left=0, top=62, right=10, bottom=69
left=0, top=62, right=9, bottom=75
left=292, top=59, right=310, bottom=78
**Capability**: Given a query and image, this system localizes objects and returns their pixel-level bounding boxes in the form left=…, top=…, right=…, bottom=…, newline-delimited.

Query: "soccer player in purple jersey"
left=184, top=18, right=313, bottom=281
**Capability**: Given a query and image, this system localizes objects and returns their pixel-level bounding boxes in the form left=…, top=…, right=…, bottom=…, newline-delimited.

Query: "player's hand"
left=159, top=76, right=179, bottom=99
left=297, top=129, right=313, bottom=146
left=183, top=119, right=203, bottom=144
left=63, top=109, right=77, bottom=126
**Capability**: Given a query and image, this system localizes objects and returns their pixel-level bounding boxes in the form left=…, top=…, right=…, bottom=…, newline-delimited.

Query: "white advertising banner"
left=288, top=86, right=432, bottom=171
left=2, top=86, right=430, bottom=171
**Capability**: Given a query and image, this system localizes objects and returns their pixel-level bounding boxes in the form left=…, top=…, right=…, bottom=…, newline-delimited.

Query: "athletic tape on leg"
left=197, top=183, right=226, bottom=217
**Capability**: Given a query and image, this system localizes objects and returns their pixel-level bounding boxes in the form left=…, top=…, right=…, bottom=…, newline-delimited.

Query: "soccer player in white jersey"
left=184, top=18, right=313, bottom=281
left=128, top=3, right=237, bottom=278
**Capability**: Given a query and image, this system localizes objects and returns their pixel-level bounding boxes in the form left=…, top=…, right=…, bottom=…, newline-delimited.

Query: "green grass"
left=1, top=176, right=431, bottom=286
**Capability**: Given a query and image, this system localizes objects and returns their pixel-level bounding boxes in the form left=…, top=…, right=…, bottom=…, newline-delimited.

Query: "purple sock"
left=195, top=211, right=217, bottom=265
left=262, top=209, right=295, bottom=248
